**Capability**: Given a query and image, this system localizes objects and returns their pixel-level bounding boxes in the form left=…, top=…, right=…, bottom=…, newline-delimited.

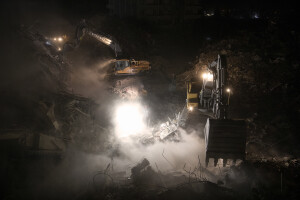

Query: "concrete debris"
left=39, top=102, right=61, bottom=131
left=0, top=89, right=104, bottom=157
left=131, top=158, right=151, bottom=176
left=156, top=120, right=179, bottom=140
left=112, top=86, right=147, bottom=100
left=20, top=26, right=70, bottom=90
left=90, top=158, right=238, bottom=200
left=0, top=130, right=67, bottom=157
left=111, top=78, right=147, bottom=100
left=152, top=106, right=187, bottom=141
left=0, top=27, right=96, bottom=158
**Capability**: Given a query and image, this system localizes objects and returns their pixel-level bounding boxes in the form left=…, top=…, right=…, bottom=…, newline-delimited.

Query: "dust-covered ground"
left=1, top=1, right=300, bottom=200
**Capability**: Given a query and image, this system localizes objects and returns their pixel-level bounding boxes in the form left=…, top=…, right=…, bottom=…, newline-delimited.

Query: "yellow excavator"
left=114, top=59, right=151, bottom=75
left=63, top=20, right=151, bottom=75
left=186, top=55, right=247, bottom=167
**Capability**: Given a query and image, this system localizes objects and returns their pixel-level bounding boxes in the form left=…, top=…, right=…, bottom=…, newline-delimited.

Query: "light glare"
left=202, top=72, right=213, bottom=81
left=114, top=102, right=147, bottom=138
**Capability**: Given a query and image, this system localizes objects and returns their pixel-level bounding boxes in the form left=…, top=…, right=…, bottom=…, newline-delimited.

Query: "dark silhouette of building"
left=107, top=0, right=203, bottom=22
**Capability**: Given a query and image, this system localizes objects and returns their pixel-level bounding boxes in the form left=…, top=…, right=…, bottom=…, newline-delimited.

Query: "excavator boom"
left=65, top=20, right=150, bottom=75
left=84, top=29, right=122, bottom=57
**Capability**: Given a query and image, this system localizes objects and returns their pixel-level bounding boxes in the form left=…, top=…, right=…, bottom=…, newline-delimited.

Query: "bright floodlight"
left=58, top=37, right=63, bottom=42
left=53, top=37, right=57, bottom=41
left=114, top=102, right=146, bottom=138
left=202, top=72, right=213, bottom=81
left=189, top=106, right=194, bottom=111
left=226, top=88, right=231, bottom=93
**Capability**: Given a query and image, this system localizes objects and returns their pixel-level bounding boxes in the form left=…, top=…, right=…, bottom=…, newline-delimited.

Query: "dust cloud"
left=68, top=58, right=115, bottom=99
left=113, top=128, right=205, bottom=173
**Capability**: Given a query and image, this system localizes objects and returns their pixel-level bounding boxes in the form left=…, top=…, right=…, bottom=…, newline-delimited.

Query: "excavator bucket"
left=204, top=119, right=247, bottom=167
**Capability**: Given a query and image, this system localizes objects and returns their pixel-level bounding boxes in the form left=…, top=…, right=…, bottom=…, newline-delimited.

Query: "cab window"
left=115, top=61, right=130, bottom=70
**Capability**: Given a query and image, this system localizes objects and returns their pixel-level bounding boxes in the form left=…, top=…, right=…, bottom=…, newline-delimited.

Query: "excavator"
left=63, top=20, right=151, bottom=75
left=186, top=55, right=247, bottom=167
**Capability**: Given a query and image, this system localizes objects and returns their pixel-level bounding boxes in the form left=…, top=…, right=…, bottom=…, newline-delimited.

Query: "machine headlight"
left=189, top=106, right=194, bottom=111
left=202, top=72, right=213, bottom=81
left=114, top=102, right=147, bottom=138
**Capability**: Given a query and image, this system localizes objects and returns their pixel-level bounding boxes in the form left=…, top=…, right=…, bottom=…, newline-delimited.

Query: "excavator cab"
left=114, top=59, right=151, bottom=75
left=115, top=60, right=130, bottom=71
left=200, top=76, right=214, bottom=110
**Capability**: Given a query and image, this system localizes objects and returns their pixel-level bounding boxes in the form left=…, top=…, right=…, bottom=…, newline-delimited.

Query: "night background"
left=0, top=0, right=299, bottom=199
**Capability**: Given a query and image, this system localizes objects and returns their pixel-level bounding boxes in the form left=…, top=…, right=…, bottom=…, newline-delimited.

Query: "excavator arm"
left=63, top=20, right=122, bottom=57
left=201, top=55, right=228, bottom=119
left=63, top=20, right=151, bottom=75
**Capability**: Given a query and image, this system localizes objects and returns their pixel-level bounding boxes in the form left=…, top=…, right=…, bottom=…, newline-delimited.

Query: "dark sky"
left=1, top=0, right=298, bottom=23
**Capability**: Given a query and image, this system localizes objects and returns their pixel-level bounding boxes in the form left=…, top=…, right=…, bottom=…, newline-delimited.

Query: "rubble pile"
left=0, top=27, right=112, bottom=157
left=86, top=158, right=237, bottom=200
left=19, top=26, right=70, bottom=90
